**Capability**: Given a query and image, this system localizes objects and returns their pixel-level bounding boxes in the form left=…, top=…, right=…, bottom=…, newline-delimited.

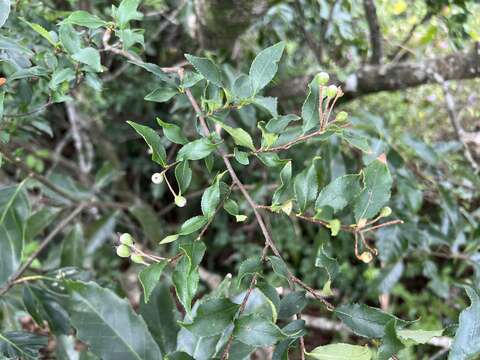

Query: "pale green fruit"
left=326, top=85, right=338, bottom=98
left=119, top=233, right=134, bottom=246
left=335, top=111, right=348, bottom=122
left=315, top=72, right=330, bottom=86
left=380, top=206, right=392, bottom=217
left=130, top=254, right=145, bottom=264
left=116, top=244, right=131, bottom=258
left=151, top=172, right=164, bottom=184
left=174, top=195, right=187, bottom=207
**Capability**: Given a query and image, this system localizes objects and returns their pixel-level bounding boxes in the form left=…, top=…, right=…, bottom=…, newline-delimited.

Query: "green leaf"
left=268, top=256, right=290, bottom=281
left=224, top=199, right=247, bottom=222
left=127, top=121, right=167, bottom=167
left=210, top=117, right=255, bottom=150
left=234, top=148, right=249, bottom=165
left=234, top=314, right=286, bottom=347
left=182, top=71, right=203, bottom=88
left=184, top=54, right=222, bottom=86
left=145, top=87, right=178, bottom=103
left=201, top=178, right=221, bottom=219
left=21, top=19, right=57, bottom=46
left=294, top=162, right=318, bottom=213
left=61, top=11, right=107, bottom=29
left=335, top=304, right=409, bottom=338
left=249, top=42, right=285, bottom=93
left=354, top=157, right=392, bottom=222
left=181, top=298, right=239, bottom=336
left=22, top=285, right=70, bottom=334
left=278, top=291, right=307, bottom=319
left=253, top=96, right=278, bottom=117
left=175, top=161, right=192, bottom=194
left=306, top=343, right=372, bottom=360
left=139, top=260, right=168, bottom=303
left=232, top=74, right=254, bottom=100
left=72, top=47, right=102, bottom=72
left=49, top=68, right=76, bottom=90
left=173, top=242, right=206, bottom=313
left=177, top=138, right=218, bottom=161
left=129, top=61, right=176, bottom=84
left=66, top=281, right=162, bottom=360
left=301, top=78, right=320, bottom=133
left=0, top=184, right=29, bottom=286
left=238, top=256, right=262, bottom=284
left=179, top=216, right=208, bottom=235
left=0, top=331, right=47, bottom=360
left=114, top=0, right=143, bottom=28
left=316, top=174, right=362, bottom=213
left=266, top=114, right=300, bottom=133
left=157, top=118, right=188, bottom=145
left=59, top=24, right=81, bottom=54
left=0, top=0, right=10, bottom=28
left=139, top=283, right=179, bottom=354
left=315, top=245, right=339, bottom=282
left=342, top=131, right=372, bottom=153
left=449, top=286, right=480, bottom=360
left=377, top=320, right=404, bottom=360
left=118, top=28, right=144, bottom=50
left=272, top=161, right=293, bottom=205
left=397, top=329, right=443, bottom=345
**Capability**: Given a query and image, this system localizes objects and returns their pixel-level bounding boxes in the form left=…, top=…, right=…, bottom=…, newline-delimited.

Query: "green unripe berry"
left=380, top=206, right=392, bottom=218
left=151, top=172, right=164, bottom=184
left=174, top=195, right=187, bottom=207
left=119, top=233, right=134, bottom=246
left=335, top=111, right=348, bottom=123
left=130, top=254, right=145, bottom=264
left=326, top=85, right=338, bottom=98
left=116, top=244, right=131, bottom=258
left=315, top=72, right=330, bottom=86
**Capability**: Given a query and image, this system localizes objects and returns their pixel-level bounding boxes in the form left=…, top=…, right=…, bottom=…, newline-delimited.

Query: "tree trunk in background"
left=269, top=45, right=480, bottom=101
left=194, top=0, right=269, bottom=51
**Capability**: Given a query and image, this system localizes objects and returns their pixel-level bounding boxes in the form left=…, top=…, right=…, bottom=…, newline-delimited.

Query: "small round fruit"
left=380, top=206, right=392, bottom=218
left=326, top=85, right=338, bottom=98
left=151, top=172, right=164, bottom=184
left=119, top=233, right=134, bottom=246
left=130, top=254, right=145, bottom=264
left=335, top=111, right=348, bottom=122
left=359, top=251, right=373, bottom=264
left=116, top=244, right=131, bottom=258
left=315, top=72, right=330, bottom=86
left=174, top=195, right=187, bottom=207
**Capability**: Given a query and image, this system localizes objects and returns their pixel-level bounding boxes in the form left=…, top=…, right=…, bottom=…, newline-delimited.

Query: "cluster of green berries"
left=314, top=72, right=349, bottom=122
left=116, top=233, right=145, bottom=264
